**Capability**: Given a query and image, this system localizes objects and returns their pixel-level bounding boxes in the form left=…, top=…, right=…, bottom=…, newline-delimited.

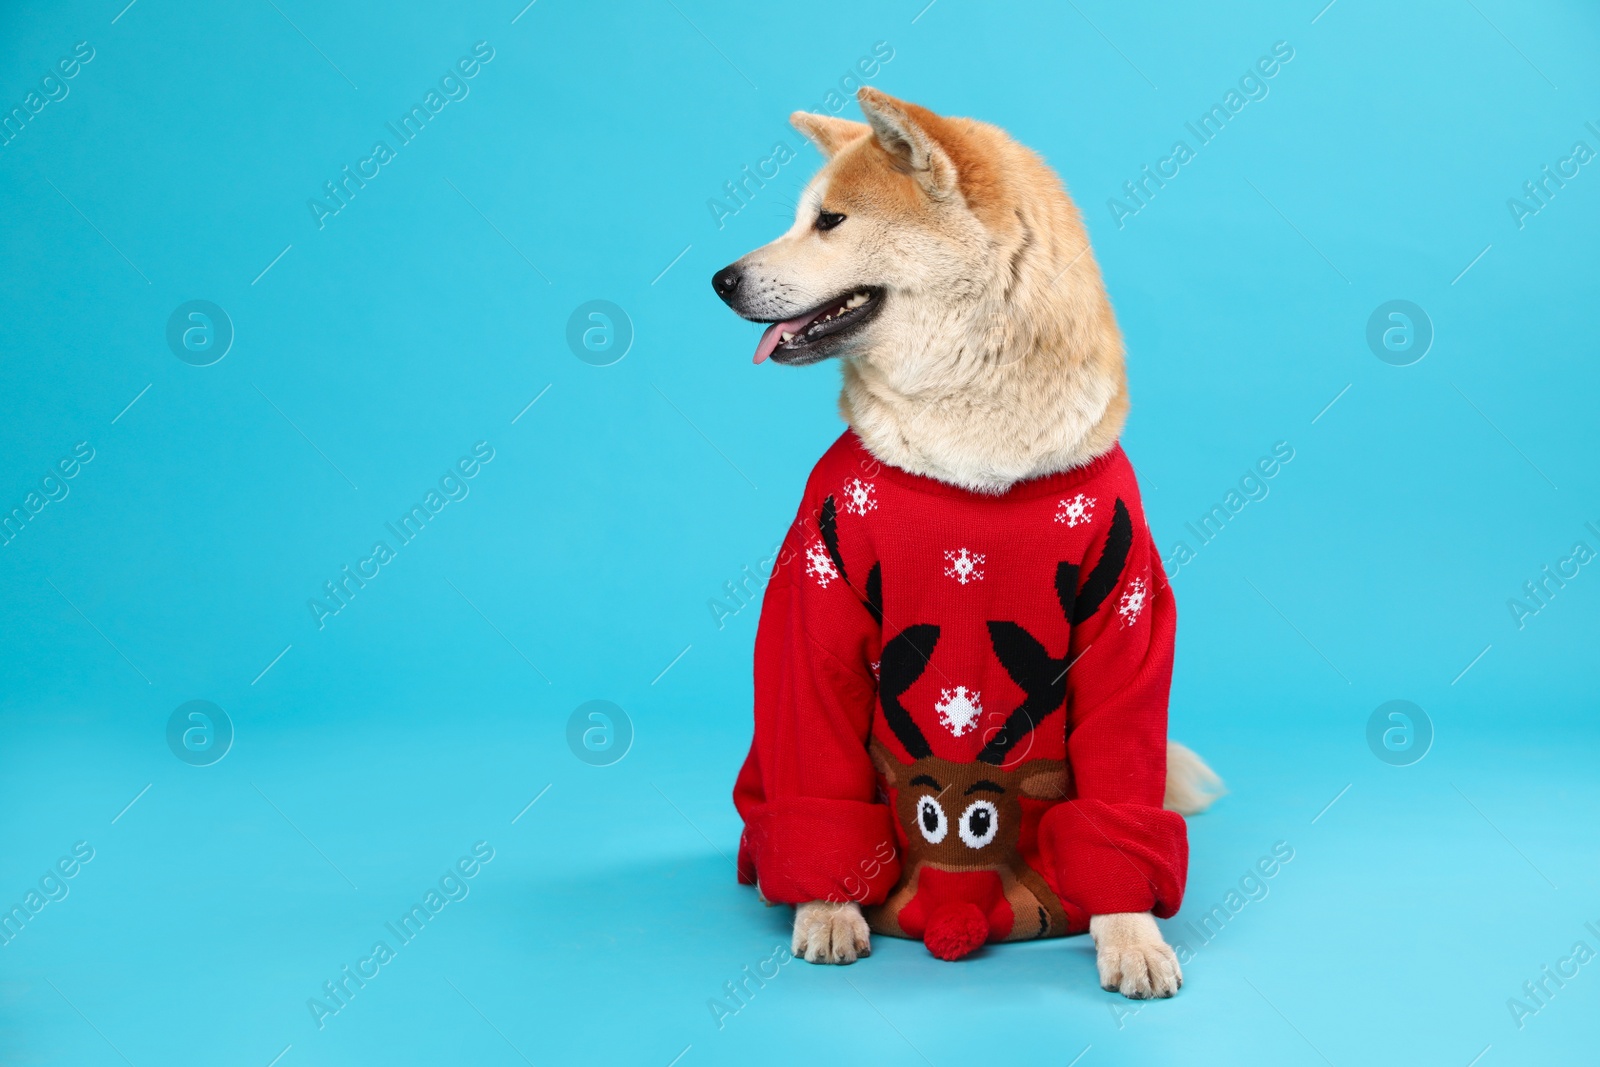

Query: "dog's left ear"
left=856, top=87, right=958, bottom=198
left=790, top=112, right=870, bottom=158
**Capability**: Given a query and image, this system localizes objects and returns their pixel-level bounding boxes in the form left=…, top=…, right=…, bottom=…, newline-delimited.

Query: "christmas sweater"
left=734, top=432, right=1186, bottom=960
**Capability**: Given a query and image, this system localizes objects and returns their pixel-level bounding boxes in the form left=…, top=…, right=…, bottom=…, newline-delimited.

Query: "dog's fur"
left=719, top=88, right=1221, bottom=998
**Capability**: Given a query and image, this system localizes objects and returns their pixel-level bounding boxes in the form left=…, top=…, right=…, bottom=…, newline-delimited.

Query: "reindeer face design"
left=872, top=745, right=1068, bottom=870
left=867, top=717, right=1079, bottom=958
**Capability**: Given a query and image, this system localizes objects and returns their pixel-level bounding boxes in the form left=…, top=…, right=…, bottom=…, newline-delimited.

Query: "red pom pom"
left=923, top=902, right=989, bottom=961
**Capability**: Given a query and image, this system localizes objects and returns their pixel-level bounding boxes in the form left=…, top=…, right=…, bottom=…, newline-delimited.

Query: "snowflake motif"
left=1055, top=493, right=1096, bottom=528
left=935, top=686, right=983, bottom=737
left=869, top=660, right=881, bottom=680
left=1117, top=577, right=1148, bottom=628
left=804, top=543, right=839, bottom=588
left=841, top=478, right=878, bottom=517
left=943, top=547, right=986, bottom=585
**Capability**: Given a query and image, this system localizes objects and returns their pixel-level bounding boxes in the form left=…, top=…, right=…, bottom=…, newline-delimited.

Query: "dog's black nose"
left=711, top=264, right=742, bottom=304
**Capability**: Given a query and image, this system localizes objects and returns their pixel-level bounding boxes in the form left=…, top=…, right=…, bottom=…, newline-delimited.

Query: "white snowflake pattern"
left=943, top=547, right=986, bottom=585
left=1117, top=577, right=1148, bottom=628
left=804, top=543, right=839, bottom=588
left=841, top=478, right=878, bottom=517
left=1055, top=493, right=1096, bottom=528
left=935, top=686, right=983, bottom=737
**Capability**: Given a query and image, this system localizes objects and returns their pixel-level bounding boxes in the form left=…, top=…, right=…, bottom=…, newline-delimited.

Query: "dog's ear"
left=790, top=112, right=870, bottom=158
left=855, top=87, right=958, bottom=198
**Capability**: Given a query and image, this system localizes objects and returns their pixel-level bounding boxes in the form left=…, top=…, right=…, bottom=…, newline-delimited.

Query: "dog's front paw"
left=1090, top=912, right=1182, bottom=999
left=793, top=901, right=871, bottom=965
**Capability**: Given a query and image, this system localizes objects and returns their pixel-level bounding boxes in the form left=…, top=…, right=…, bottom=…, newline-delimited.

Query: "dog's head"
left=712, top=88, right=1109, bottom=382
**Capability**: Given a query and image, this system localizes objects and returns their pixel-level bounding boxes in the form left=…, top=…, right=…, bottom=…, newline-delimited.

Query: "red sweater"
left=735, top=432, right=1186, bottom=955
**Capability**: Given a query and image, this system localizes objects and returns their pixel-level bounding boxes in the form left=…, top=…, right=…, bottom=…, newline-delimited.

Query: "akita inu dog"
left=713, top=88, right=1221, bottom=999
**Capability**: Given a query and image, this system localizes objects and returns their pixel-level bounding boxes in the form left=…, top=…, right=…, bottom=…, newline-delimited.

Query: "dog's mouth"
left=752, top=287, right=884, bottom=365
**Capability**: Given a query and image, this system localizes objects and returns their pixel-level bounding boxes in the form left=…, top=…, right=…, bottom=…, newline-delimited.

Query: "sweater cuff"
left=737, top=797, right=901, bottom=905
left=1037, top=800, right=1188, bottom=918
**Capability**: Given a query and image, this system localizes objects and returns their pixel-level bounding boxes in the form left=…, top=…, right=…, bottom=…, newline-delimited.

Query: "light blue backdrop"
left=2, top=0, right=1597, bottom=1064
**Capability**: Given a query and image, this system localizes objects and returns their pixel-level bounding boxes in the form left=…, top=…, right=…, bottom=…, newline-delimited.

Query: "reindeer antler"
left=878, top=623, right=939, bottom=759
left=1066, top=499, right=1132, bottom=624
left=978, top=498, right=1132, bottom=765
left=820, top=495, right=884, bottom=624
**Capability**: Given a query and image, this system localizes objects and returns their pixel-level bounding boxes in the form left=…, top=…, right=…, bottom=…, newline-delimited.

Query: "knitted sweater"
left=734, top=432, right=1186, bottom=959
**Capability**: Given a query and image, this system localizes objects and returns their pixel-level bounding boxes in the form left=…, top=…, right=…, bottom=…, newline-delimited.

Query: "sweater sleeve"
left=1036, top=504, right=1188, bottom=918
left=733, top=489, right=900, bottom=906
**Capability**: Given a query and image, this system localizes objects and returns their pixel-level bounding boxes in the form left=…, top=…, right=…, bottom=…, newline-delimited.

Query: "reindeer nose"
left=711, top=264, right=742, bottom=304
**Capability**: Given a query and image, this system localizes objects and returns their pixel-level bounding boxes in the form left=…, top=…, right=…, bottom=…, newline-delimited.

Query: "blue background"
left=2, top=0, right=1598, bottom=1063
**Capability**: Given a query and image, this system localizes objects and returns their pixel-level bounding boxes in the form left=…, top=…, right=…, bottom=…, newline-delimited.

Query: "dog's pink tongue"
left=753, top=313, right=815, bottom=364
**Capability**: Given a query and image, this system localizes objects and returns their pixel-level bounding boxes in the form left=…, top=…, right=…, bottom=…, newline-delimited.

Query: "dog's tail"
left=1164, top=741, right=1224, bottom=816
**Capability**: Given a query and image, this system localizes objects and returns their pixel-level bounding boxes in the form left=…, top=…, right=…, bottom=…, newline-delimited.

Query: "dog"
left=713, top=88, right=1221, bottom=999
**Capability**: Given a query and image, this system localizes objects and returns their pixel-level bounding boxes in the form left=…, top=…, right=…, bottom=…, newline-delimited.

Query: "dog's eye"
left=958, top=799, right=999, bottom=849
left=915, top=795, right=948, bottom=844
left=815, top=211, right=846, bottom=232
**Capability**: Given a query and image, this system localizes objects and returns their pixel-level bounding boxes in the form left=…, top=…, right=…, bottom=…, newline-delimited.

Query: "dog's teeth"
left=780, top=331, right=795, bottom=342
left=846, top=293, right=868, bottom=308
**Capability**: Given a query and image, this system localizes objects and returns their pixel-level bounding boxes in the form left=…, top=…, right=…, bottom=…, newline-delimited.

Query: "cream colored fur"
left=1166, top=740, right=1226, bottom=816
left=741, top=89, right=1221, bottom=998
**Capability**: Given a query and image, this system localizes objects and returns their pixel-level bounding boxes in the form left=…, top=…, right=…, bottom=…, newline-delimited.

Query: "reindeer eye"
left=958, top=799, right=999, bottom=849
left=915, top=795, right=948, bottom=844
left=815, top=211, right=846, bottom=231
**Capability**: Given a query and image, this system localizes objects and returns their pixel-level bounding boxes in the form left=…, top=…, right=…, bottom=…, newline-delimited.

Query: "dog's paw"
left=793, top=901, right=871, bottom=965
left=1090, top=912, right=1182, bottom=999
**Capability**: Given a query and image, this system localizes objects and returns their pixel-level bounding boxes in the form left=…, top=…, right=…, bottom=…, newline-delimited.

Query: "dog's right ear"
left=855, top=87, right=958, bottom=198
left=789, top=112, right=870, bottom=158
